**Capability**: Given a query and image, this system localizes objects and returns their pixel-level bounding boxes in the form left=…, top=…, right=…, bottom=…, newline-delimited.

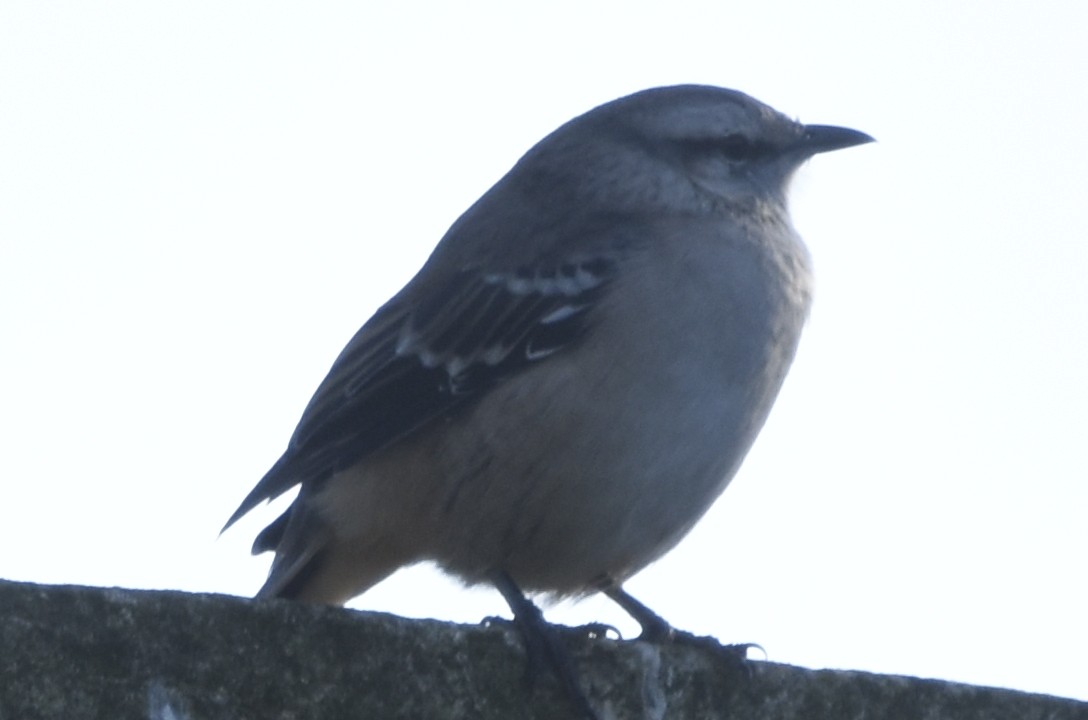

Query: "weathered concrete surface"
left=1, top=579, right=1085, bottom=720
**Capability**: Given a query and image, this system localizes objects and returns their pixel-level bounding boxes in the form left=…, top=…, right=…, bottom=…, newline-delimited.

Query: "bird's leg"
left=603, top=585, right=675, bottom=641
left=604, top=584, right=760, bottom=662
left=490, top=570, right=599, bottom=720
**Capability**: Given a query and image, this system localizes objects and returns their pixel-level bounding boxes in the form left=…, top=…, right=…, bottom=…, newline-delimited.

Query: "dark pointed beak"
left=797, top=124, right=875, bottom=155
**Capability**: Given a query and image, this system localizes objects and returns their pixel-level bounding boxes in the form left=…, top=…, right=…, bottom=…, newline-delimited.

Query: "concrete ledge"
left=2, top=579, right=1085, bottom=719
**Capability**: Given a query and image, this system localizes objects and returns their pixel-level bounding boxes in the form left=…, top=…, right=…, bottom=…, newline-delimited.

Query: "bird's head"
left=517, top=84, right=873, bottom=212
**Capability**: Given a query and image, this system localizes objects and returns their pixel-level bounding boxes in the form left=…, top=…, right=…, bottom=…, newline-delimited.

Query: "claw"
left=572, top=622, right=622, bottom=641
left=491, top=571, right=601, bottom=720
left=604, top=584, right=762, bottom=676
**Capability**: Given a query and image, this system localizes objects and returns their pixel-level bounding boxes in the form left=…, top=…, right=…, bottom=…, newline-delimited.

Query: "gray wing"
left=223, top=255, right=618, bottom=534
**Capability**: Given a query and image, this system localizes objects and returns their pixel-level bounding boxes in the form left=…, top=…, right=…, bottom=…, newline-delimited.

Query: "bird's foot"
left=654, top=630, right=762, bottom=675
left=604, top=584, right=760, bottom=674
left=491, top=572, right=601, bottom=720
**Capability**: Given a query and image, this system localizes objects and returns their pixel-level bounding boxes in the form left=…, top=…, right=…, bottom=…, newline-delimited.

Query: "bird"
left=224, top=84, right=871, bottom=714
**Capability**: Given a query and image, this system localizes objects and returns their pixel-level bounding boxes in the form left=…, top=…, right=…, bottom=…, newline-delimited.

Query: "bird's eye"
left=682, top=134, right=770, bottom=162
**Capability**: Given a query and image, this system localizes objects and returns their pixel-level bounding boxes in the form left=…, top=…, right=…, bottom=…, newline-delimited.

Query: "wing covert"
left=223, top=254, right=618, bottom=529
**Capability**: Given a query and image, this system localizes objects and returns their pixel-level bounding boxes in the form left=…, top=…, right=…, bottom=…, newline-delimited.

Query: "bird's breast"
left=424, top=218, right=813, bottom=594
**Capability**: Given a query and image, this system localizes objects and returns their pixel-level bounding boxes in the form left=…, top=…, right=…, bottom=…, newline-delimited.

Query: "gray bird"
left=224, top=84, right=871, bottom=713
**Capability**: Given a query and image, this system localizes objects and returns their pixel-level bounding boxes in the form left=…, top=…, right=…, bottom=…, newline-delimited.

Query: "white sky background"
left=2, top=0, right=1086, bottom=704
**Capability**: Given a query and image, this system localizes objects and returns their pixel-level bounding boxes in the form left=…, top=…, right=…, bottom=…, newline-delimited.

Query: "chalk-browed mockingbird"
left=224, top=84, right=872, bottom=716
